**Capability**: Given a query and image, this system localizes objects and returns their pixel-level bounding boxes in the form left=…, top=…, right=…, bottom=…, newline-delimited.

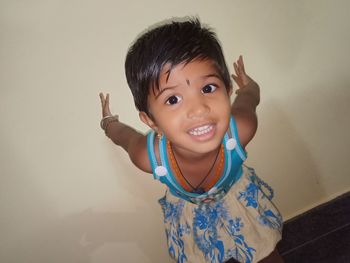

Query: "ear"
left=139, top=111, right=160, bottom=133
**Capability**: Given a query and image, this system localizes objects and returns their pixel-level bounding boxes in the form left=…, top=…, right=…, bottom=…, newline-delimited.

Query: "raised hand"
left=231, top=55, right=254, bottom=91
left=99, top=92, right=113, bottom=117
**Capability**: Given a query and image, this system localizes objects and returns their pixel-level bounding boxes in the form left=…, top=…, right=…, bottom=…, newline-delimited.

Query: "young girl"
left=99, top=19, right=283, bottom=263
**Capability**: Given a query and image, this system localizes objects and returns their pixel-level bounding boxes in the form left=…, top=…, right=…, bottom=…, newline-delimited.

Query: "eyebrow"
left=155, top=86, right=177, bottom=99
left=154, top=73, right=222, bottom=99
left=201, top=73, right=222, bottom=80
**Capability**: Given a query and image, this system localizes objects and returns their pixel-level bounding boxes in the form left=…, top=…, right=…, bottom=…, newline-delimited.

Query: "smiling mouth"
left=188, top=124, right=214, bottom=136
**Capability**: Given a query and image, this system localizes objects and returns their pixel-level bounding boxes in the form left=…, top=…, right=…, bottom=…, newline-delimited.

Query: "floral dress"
left=147, top=116, right=282, bottom=263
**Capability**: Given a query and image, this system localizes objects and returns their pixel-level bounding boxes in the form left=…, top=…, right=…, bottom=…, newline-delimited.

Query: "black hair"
left=125, top=18, right=232, bottom=114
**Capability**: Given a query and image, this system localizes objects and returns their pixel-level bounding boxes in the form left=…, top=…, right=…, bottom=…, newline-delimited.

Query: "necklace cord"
left=169, top=142, right=221, bottom=191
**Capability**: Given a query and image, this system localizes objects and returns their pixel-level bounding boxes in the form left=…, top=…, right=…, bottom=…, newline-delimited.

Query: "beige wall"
left=1, top=0, right=349, bottom=262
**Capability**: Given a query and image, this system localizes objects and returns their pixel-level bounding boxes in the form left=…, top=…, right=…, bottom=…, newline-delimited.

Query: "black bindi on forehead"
left=186, top=79, right=190, bottom=86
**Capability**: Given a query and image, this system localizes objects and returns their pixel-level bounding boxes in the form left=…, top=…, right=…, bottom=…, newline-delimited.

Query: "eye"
left=201, top=84, right=217, bottom=94
left=165, top=95, right=182, bottom=105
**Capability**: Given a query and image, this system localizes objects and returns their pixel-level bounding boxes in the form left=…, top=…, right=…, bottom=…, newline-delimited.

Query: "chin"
left=190, top=139, right=223, bottom=155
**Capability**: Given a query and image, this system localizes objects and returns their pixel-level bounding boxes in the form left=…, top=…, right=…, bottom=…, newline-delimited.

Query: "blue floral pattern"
left=159, top=169, right=282, bottom=263
left=159, top=196, right=189, bottom=263
left=224, top=218, right=256, bottom=263
left=238, top=175, right=283, bottom=231
left=192, top=202, right=255, bottom=262
left=193, top=202, right=225, bottom=262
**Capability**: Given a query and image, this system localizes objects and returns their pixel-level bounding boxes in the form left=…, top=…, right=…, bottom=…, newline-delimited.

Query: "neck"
left=167, top=141, right=224, bottom=193
left=170, top=143, right=220, bottom=164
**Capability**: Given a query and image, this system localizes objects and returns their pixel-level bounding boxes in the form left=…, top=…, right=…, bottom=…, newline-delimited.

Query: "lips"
left=188, top=124, right=214, bottom=136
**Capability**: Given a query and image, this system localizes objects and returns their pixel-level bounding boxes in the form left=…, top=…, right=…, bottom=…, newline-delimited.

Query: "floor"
left=277, top=192, right=350, bottom=263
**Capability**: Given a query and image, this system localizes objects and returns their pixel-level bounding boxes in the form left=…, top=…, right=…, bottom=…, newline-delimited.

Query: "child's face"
left=140, top=59, right=232, bottom=157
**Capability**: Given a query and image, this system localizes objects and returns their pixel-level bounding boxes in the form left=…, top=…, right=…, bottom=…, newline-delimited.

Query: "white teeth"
left=189, top=125, right=213, bottom=136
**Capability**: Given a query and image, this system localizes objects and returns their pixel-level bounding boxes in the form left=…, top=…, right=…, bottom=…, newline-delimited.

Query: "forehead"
left=153, top=59, right=220, bottom=91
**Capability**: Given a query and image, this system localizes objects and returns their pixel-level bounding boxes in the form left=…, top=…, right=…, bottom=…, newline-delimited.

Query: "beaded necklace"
left=167, top=141, right=224, bottom=194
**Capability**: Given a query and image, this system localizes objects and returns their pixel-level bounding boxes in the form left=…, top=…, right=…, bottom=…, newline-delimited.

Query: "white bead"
left=155, top=166, right=167, bottom=177
left=226, top=138, right=237, bottom=150
left=208, top=187, right=218, bottom=195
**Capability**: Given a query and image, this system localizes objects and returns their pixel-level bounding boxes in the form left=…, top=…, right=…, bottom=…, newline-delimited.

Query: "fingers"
left=231, top=55, right=249, bottom=89
left=233, top=55, right=245, bottom=76
left=99, top=92, right=112, bottom=117
left=233, top=61, right=239, bottom=76
left=231, top=73, right=237, bottom=82
left=99, top=92, right=105, bottom=108
left=238, top=55, right=245, bottom=73
left=99, top=92, right=106, bottom=117
left=232, top=56, right=243, bottom=84
left=99, top=92, right=107, bottom=108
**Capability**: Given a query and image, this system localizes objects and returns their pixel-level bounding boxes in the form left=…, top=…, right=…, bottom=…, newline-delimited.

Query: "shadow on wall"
left=39, top=208, right=168, bottom=263
left=5, top=209, right=169, bottom=263
left=249, top=99, right=327, bottom=218
left=0, top=137, right=171, bottom=263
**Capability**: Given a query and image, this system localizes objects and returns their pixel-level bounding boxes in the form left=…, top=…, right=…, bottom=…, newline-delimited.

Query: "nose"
left=187, top=96, right=210, bottom=119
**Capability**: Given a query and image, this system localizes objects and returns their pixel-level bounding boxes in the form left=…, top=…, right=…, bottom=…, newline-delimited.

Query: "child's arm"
left=230, top=56, right=260, bottom=148
left=99, top=93, right=152, bottom=173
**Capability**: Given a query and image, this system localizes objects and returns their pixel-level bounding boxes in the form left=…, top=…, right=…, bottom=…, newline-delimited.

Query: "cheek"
left=163, top=110, right=183, bottom=126
left=215, top=96, right=231, bottom=111
left=153, top=109, right=183, bottom=132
